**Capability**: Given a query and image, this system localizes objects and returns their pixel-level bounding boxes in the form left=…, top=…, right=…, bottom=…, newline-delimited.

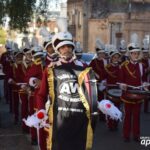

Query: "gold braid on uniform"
left=122, top=61, right=137, bottom=79
left=105, top=65, right=117, bottom=78
left=78, top=67, right=93, bottom=150
left=47, top=67, right=55, bottom=150
left=34, top=58, right=42, bottom=65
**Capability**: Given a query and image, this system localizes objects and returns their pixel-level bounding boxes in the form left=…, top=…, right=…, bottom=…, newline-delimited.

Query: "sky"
left=36, top=0, right=67, bottom=11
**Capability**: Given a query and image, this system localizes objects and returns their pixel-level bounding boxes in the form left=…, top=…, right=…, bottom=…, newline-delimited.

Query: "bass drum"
left=82, top=69, right=98, bottom=114
left=82, top=69, right=98, bottom=132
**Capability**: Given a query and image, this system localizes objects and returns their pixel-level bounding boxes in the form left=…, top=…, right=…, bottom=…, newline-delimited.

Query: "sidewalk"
left=0, top=97, right=38, bottom=150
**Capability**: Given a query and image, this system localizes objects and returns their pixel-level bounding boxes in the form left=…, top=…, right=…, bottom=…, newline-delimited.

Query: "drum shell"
left=106, top=88, right=121, bottom=104
left=121, top=91, right=146, bottom=103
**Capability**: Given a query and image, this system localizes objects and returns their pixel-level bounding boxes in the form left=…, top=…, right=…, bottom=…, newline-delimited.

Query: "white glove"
left=119, top=83, right=127, bottom=91
left=8, top=78, right=16, bottom=85
left=8, top=78, right=13, bottom=84
left=21, top=84, right=26, bottom=89
left=143, top=82, right=149, bottom=91
left=98, top=80, right=106, bottom=91
left=29, top=77, right=38, bottom=87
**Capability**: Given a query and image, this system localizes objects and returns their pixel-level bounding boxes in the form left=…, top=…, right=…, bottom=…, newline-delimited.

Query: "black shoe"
left=124, top=138, right=130, bottom=142
left=31, top=139, right=38, bottom=145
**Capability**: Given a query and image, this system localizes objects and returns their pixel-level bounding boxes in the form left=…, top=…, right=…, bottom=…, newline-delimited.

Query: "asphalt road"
left=0, top=97, right=150, bottom=150
left=0, top=98, right=38, bottom=150
left=92, top=104, right=150, bottom=150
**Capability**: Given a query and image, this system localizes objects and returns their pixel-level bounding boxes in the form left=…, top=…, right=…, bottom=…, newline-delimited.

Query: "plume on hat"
left=143, top=37, right=149, bottom=50
left=56, top=17, right=68, bottom=32
left=22, top=36, right=31, bottom=49
left=130, top=33, right=139, bottom=47
left=95, top=38, right=105, bottom=50
left=108, top=44, right=117, bottom=52
left=75, top=42, right=82, bottom=53
left=31, top=36, right=39, bottom=47
left=39, top=27, right=50, bottom=38
left=120, top=39, right=127, bottom=49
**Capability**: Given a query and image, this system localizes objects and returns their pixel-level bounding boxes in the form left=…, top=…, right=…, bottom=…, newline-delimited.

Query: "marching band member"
left=104, top=47, right=121, bottom=130
left=8, top=48, right=26, bottom=124
left=0, top=40, right=14, bottom=106
left=36, top=18, right=97, bottom=150
left=24, top=46, right=44, bottom=145
left=43, top=35, right=58, bottom=66
left=119, top=36, right=148, bottom=142
left=89, top=38, right=107, bottom=121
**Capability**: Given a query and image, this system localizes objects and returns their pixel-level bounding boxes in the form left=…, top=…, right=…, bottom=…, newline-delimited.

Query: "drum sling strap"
left=46, top=67, right=93, bottom=150
left=78, top=67, right=93, bottom=150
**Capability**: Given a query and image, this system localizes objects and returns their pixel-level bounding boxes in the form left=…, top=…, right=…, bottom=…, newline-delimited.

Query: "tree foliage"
left=0, top=28, right=6, bottom=44
left=0, top=0, right=50, bottom=31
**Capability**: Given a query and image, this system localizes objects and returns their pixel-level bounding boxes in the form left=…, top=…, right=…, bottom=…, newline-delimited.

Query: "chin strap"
left=59, top=54, right=76, bottom=63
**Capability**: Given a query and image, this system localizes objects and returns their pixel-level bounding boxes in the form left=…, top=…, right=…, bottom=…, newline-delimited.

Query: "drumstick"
left=136, top=83, right=150, bottom=89
left=106, top=84, right=118, bottom=87
left=16, top=83, right=27, bottom=86
left=116, top=82, right=140, bottom=89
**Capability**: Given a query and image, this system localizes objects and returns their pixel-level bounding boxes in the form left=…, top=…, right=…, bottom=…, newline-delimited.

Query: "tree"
left=0, top=0, right=51, bottom=31
left=0, top=1, right=6, bottom=24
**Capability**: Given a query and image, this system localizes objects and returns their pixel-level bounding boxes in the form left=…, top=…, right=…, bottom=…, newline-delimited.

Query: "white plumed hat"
left=52, top=17, right=75, bottom=52
left=127, top=33, right=140, bottom=52
left=95, top=38, right=105, bottom=53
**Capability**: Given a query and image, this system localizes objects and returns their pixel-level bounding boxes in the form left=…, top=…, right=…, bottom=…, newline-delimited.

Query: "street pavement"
left=0, top=97, right=150, bottom=150
left=0, top=98, right=38, bottom=150
left=92, top=104, right=150, bottom=150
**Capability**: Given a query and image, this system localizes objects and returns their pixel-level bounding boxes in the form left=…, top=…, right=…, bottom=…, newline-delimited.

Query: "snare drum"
left=124, top=90, right=147, bottom=101
left=106, top=88, right=122, bottom=103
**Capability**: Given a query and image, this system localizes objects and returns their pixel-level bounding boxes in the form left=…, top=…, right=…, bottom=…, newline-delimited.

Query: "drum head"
left=107, top=89, right=122, bottom=98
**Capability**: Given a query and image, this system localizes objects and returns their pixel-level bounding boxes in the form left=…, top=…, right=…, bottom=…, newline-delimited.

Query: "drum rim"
left=106, top=88, right=122, bottom=98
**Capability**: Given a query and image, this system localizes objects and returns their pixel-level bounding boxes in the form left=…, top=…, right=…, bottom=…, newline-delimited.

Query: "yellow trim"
left=121, top=60, right=129, bottom=67
left=121, top=97, right=143, bottom=104
left=105, top=65, right=116, bottom=78
left=124, top=63, right=136, bottom=79
left=78, top=67, right=93, bottom=150
left=34, top=58, right=42, bottom=65
left=47, top=68, right=55, bottom=150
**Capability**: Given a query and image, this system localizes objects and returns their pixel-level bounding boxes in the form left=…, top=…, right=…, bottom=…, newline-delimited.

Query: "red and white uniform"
left=105, top=63, right=120, bottom=130
left=119, top=60, right=146, bottom=140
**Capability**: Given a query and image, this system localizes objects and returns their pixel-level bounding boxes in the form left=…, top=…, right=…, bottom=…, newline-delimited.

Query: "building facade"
left=67, top=0, right=150, bottom=52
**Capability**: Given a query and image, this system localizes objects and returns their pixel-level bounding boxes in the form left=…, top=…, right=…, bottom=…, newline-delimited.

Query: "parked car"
left=78, top=53, right=96, bottom=65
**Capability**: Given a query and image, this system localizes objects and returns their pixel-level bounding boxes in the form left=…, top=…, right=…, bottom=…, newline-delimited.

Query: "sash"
left=47, top=64, right=97, bottom=150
